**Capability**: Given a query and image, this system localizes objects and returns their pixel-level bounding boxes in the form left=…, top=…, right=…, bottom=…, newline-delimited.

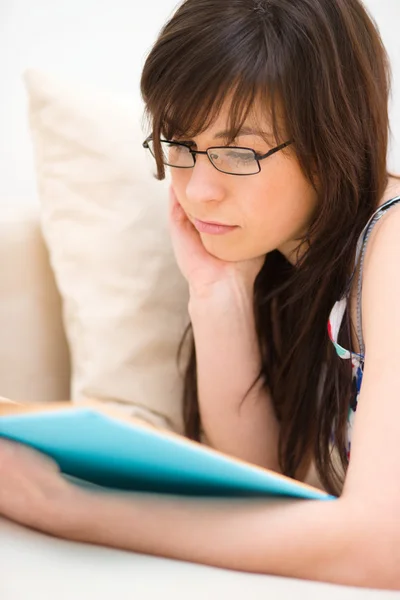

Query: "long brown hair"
left=140, top=0, right=392, bottom=495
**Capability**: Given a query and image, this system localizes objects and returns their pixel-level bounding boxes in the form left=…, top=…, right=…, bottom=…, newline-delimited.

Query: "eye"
left=227, top=150, right=254, bottom=161
left=166, top=142, right=186, bottom=152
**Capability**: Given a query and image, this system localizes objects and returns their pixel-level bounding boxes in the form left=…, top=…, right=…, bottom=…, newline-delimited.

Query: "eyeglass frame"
left=142, top=136, right=293, bottom=176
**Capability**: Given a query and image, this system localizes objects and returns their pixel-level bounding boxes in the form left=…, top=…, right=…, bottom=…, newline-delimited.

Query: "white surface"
left=0, top=0, right=399, bottom=204
left=0, top=516, right=395, bottom=599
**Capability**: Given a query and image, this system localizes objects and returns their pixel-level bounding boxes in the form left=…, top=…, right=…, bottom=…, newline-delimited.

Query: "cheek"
left=170, top=170, right=187, bottom=199
left=245, top=159, right=317, bottom=243
left=170, top=169, right=191, bottom=186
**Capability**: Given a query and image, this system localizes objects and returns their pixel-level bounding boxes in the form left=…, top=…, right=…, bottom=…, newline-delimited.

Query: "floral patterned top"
left=327, top=195, right=400, bottom=459
left=327, top=296, right=363, bottom=460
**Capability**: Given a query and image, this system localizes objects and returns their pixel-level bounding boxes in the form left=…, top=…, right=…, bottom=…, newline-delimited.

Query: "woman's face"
left=170, top=101, right=318, bottom=265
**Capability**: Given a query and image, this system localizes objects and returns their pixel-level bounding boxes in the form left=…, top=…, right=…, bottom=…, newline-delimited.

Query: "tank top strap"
left=351, top=195, right=400, bottom=358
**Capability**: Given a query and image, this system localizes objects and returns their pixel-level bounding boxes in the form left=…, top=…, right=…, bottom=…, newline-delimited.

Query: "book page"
left=0, top=396, right=22, bottom=416
left=0, top=397, right=163, bottom=433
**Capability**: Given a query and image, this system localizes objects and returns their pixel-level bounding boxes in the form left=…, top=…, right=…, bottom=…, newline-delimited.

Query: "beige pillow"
left=24, top=69, right=189, bottom=434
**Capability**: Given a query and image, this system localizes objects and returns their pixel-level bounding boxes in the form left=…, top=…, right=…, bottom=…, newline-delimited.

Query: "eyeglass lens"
left=147, top=140, right=259, bottom=175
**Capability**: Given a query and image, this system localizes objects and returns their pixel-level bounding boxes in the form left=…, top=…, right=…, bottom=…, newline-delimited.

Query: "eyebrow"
left=213, top=126, right=269, bottom=139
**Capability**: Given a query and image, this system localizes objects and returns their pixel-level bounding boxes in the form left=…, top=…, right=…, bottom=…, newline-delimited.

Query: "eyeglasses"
left=142, top=136, right=293, bottom=176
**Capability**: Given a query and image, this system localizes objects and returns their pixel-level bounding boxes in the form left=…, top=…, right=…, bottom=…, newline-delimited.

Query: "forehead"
left=160, top=82, right=287, bottom=147
left=194, top=93, right=282, bottom=143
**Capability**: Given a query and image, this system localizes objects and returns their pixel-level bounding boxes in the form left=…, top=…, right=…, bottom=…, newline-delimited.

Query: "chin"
left=200, top=236, right=254, bottom=263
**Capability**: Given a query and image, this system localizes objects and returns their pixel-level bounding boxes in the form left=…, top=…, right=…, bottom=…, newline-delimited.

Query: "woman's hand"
left=0, top=438, right=73, bottom=534
left=168, top=186, right=265, bottom=297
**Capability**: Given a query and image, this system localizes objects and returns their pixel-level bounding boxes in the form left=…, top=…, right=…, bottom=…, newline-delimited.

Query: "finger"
left=168, top=188, right=206, bottom=259
left=168, top=186, right=197, bottom=240
left=169, top=186, right=187, bottom=223
left=168, top=186, right=199, bottom=233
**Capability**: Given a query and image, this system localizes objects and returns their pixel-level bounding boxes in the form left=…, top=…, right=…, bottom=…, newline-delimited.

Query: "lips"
left=196, top=218, right=231, bottom=227
left=189, top=213, right=234, bottom=227
left=191, top=217, right=238, bottom=235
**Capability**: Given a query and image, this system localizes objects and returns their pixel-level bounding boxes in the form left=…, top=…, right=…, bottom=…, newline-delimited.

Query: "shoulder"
left=364, top=198, right=400, bottom=264
left=361, top=199, right=400, bottom=357
left=365, top=198, right=400, bottom=258
left=359, top=175, right=400, bottom=272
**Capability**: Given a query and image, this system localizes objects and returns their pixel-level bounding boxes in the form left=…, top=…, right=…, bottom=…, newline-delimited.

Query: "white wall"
left=1, top=0, right=399, bottom=204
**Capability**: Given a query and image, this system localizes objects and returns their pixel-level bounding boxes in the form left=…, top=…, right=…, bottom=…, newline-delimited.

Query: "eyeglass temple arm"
left=257, top=140, right=293, bottom=161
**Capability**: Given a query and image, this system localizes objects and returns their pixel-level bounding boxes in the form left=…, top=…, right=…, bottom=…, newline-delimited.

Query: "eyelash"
left=171, top=139, right=263, bottom=155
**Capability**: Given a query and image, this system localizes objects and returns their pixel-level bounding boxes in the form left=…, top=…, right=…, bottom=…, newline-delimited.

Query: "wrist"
left=45, top=480, right=95, bottom=541
left=188, top=278, right=254, bottom=314
left=50, top=486, right=150, bottom=550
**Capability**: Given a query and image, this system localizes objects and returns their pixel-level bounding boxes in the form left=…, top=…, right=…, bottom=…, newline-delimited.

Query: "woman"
left=0, top=0, right=399, bottom=589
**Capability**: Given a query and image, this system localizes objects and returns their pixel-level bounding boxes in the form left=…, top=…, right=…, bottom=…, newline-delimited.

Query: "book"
left=0, top=401, right=334, bottom=500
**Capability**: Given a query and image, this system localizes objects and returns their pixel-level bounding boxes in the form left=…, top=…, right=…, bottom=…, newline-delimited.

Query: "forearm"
left=189, top=282, right=280, bottom=470
left=57, top=488, right=392, bottom=589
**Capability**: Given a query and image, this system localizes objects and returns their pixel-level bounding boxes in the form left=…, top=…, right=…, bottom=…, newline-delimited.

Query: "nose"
left=185, top=154, right=225, bottom=205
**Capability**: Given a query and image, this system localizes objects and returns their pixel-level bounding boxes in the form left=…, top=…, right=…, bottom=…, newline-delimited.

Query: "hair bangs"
left=141, top=4, right=287, bottom=179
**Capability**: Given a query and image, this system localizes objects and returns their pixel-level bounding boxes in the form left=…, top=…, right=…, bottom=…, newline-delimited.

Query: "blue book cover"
left=0, top=404, right=334, bottom=500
